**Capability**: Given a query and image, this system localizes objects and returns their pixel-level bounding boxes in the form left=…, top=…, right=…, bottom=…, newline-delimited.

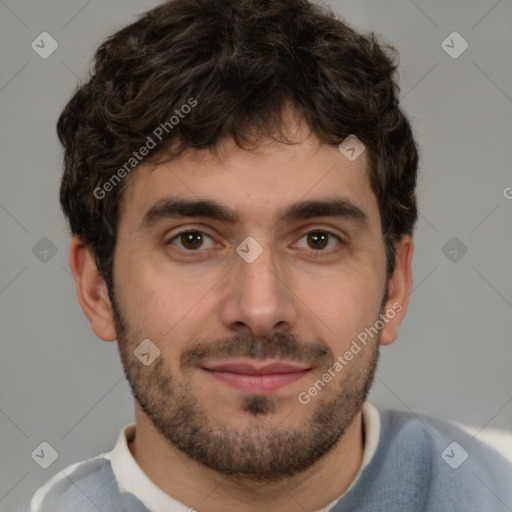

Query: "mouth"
left=200, top=360, right=313, bottom=393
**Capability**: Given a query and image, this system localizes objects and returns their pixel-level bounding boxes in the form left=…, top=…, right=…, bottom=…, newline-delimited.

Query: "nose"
left=218, top=242, right=299, bottom=339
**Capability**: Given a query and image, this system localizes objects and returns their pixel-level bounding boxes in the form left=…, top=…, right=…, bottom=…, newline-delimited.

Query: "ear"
left=379, top=235, right=414, bottom=346
left=68, top=236, right=117, bottom=342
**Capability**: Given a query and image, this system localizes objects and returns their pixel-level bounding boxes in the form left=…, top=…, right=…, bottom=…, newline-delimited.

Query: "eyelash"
left=165, top=229, right=345, bottom=257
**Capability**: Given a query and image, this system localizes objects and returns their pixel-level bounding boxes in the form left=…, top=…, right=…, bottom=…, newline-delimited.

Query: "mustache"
left=180, top=332, right=333, bottom=370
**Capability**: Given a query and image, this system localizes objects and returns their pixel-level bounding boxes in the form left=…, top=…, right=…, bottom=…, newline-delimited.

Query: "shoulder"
left=377, top=408, right=512, bottom=507
left=30, top=453, right=148, bottom=512
left=380, top=407, right=511, bottom=467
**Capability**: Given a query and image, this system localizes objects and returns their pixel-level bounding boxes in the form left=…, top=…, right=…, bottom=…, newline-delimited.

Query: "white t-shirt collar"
left=107, top=401, right=380, bottom=512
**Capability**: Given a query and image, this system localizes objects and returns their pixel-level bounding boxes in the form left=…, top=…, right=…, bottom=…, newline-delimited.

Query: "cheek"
left=114, top=251, right=218, bottom=346
left=319, top=285, right=381, bottom=347
left=294, top=260, right=384, bottom=348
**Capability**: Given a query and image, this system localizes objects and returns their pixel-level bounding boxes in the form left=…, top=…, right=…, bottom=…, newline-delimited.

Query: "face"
left=110, top=120, right=392, bottom=481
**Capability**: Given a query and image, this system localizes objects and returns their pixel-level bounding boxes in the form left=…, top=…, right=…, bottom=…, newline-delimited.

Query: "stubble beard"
left=113, top=302, right=382, bottom=482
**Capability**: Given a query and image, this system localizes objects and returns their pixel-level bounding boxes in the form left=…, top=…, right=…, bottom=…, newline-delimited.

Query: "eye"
left=167, top=230, right=217, bottom=251
left=293, top=231, right=343, bottom=253
left=165, top=229, right=344, bottom=256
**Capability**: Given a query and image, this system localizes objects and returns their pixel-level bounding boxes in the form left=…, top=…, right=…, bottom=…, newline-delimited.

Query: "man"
left=30, top=0, right=512, bottom=510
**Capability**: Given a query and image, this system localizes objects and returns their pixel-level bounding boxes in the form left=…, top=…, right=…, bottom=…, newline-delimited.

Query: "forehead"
left=117, top=132, right=381, bottom=236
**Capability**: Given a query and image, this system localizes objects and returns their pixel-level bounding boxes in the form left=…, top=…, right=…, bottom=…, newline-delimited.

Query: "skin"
left=69, top=113, right=414, bottom=512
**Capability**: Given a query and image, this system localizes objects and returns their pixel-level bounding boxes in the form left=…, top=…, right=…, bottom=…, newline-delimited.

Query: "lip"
left=200, top=359, right=312, bottom=393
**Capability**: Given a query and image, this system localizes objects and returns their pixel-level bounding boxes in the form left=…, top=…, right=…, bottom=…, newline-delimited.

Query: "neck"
left=128, top=404, right=365, bottom=512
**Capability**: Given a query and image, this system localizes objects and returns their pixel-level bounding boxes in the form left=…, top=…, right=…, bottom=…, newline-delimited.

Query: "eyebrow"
left=138, top=196, right=369, bottom=231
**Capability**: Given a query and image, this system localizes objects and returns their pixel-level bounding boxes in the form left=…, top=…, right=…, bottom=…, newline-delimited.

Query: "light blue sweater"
left=31, top=407, right=512, bottom=511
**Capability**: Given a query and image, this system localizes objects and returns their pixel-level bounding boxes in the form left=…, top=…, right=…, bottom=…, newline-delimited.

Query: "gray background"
left=1, top=0, right=511, bottom=510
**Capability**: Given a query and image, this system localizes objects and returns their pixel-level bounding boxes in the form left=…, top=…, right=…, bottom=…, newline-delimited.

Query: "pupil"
left=183, top=232, right=202, bottom=249
left=309, top=232, right=327, bottom=249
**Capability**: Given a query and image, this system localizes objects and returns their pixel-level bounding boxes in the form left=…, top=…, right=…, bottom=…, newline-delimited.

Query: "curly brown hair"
left=57, top=0, right=418, bottom=298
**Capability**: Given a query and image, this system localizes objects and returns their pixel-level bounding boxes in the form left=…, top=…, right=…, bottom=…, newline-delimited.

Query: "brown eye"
left=168, top=231, right=215, bottom=251
left=307, top=232, right=329, bottom=250
left=294, top=231, right=343, bottom=253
